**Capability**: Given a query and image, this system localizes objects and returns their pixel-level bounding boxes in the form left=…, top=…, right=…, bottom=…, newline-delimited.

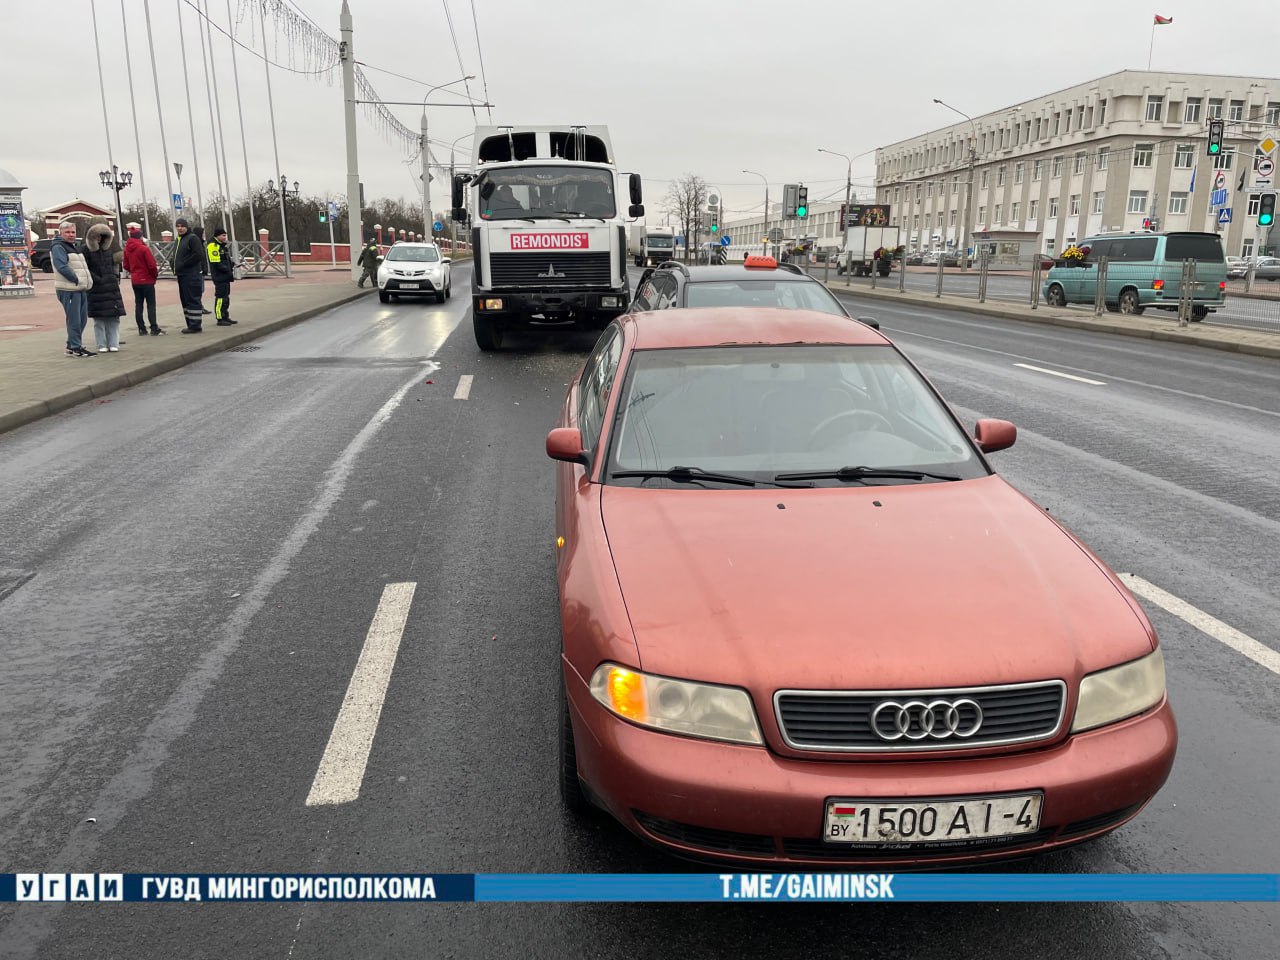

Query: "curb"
left=0, top=287, right=373, bottom=438
left=830, top=284, right=1280, bottom=361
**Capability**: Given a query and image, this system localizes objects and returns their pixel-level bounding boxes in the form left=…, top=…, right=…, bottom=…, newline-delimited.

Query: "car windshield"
left=684, top=279, right=848, bottom=316
left=385, top=246, right=440, bottom=262
left=479, top=165, right=616, bottom=219
left=607, top=345, right=984, bottom=486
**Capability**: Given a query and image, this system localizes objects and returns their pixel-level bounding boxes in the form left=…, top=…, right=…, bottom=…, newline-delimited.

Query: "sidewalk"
left=830, top=280, right=1280, bottom=360
left=0, top=265, right=370, bottom=436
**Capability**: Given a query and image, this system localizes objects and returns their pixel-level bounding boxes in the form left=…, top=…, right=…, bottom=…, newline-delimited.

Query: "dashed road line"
left=1013, top=362, right=1107, bottom=385
left=1119, top=573, right=1280, bottom=677
left=306, top=582, right=418, bottom=806
left=453, top=374, right=474, bottom=400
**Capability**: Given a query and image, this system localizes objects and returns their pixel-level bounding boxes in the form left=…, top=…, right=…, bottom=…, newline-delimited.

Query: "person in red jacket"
left=122, top=226, right=164, bottom=336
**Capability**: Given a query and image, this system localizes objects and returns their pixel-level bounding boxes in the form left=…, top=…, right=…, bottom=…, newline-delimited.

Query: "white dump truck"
left=628, top=225, right=676, bottom=267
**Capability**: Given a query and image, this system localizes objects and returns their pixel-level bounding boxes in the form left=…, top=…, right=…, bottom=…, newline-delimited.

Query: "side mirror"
left=451, top=175, right=465, bottom=210
left=451, top=208, right=469, bottom=223
left=628, top=204, right=645, bottom=218
left=974, top=418, right=1017, bottom=453
left=629, top=172, right=643, bottom=205
left=856, top=316, right=880, bottom=330
left=441, top=257, right=451, bottom=264
left=546, top=427, right=590, bottom=465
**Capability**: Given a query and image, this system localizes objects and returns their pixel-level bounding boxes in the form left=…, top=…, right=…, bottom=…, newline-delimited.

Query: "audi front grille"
left=488, top=252, right=612, bottom=287
left=774, top=680, right=1066, bottom=753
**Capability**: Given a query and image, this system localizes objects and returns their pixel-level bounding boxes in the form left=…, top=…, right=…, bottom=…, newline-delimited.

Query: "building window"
left=894, top=187, right=900, bottom=203
left=1133, top=143, right=1154, bottom=167
left=1093, top=191, right=1104, bottom=214
left=1208, top=98, right=1224, bottom=118
left=1248, top=193, right=1261, bottom=216
left=1127, top=190, right=1149, bottom=214
left=980, top=170, right=989, bottom=188
left=916, top=185, right=922, bottom=201
left=1097, top=146, right=1109, bottom=170
left=1098, top=99, right=1107, bottom=125
left=1052, top=155, right=1063, bottom=177
left=995, top=204, right=1003, bottom=223
left=949, top=210, right=957, bottom=226
left=977, top=206, right=986, bottom=224
left=937, top=212, right=944, bottom=228
left=1145, top=96, right=1163, bottom=121
left=953, top=177, right=959, bottom=195
left=1069, top=194, right=1081, bottom=216
left=1268, top=103, right=1280, bottom=124
left=1034, top=117, right=1042, bottom=139
left=1243, top=239, right=1255, bottom=258
left=1174, top=144, right=1195, bottom=168
left=997, top=166, right=1006, bottom=186
left=926, top=182, right=933, bottom=198
left=1087, top=105, right=1095, bottom=128
left=1011, top=202, right=1021, bottom=222
left=1033, top=159, right=1044, bottom=181
left=1213, top=148, right=1234, bottom=170
left=1054, top=112, right=1061, bottom=135
left=1048, top=197, right=1059, bottom=218
left=1076, top=105, right=1084, bottom=129
left=1229, top=99, right=1245, bottom=121
left=1014, top=162, right=1024, bottom=184
left=913, top=214, right=920, bottom=231
left=1184, top=98, right=1202, bottom=123
left=1168, top=193, right=1189, bottom=215
left=1073, top=152, right=1087, bottom=175
left=1029, top=199, right=1039, bottom=220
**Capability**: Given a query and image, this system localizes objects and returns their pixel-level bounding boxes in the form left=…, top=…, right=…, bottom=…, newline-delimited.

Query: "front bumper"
left=473, top=289, right=628, bottom=321
left=380, top=274, right=442, bottom=293
left=567, top=668, right=1176, bottom=869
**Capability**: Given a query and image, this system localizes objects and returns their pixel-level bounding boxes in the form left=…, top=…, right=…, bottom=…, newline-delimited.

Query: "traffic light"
left=796, top=186, right=809, bottom=219
left=1260, top=192, right=1277, bottom=227
left=782, top=183, right=799, bottom=218
left=708, top=194, right=720, bottom=232
left=319, top=209, right=327, bottom=223
left=1207, top=119, right=1224, bottom=157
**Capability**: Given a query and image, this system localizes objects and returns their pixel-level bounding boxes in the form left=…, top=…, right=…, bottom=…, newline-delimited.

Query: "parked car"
left=30, top=239, right=53, bottom=273
left=548, top=306, right=1176, bottom=870
left=1253, top=256, right=1280, bottom=281
left=376, top=242, right=451, bottom=303
left=1041, top=231, right=1227, bottom=321
left=904, top=251, right=924, bottom=266
left=1225, top=255, right=1248, bottom=280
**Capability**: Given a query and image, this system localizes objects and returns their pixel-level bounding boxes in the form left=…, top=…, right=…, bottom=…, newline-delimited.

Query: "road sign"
left=432, top=220, right=443, bottom=232
left=329, top=200, right=339, bottom=217
left=1218, top=207, right=1232, bottom=224
left=1257, top=156, right=1275, bottom=177
left=720, top=235, right=730, bottom=246
left=1214, top=171, right=1227, bottom=190
left=768, top=227, right=783, bottom=242
left=1259, top=136, right=1278, bottom=156
left=1211, top=188, right=1228, bottom=207
left=172, top=193, right=182, bottom=211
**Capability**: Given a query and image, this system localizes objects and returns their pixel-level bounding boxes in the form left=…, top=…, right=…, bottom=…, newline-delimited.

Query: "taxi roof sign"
left=744, top=255, right=777, bottom=269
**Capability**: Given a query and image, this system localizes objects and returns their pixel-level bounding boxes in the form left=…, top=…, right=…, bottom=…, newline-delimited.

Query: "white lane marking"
left=306, top=582, right=418, bottom=806
left=1119, top=573, right=1280, bottom=677
left=1012, top=362, right=1107, bottom=385
left=453, top=374, right=474, bottom=400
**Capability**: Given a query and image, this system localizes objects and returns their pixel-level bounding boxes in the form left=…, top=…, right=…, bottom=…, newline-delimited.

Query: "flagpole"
left=1148, top=21, right=1156, bottom=70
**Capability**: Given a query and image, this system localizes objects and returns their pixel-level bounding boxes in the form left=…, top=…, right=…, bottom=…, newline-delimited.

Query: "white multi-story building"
left=719, top=199, right=846, bottom=258
left=875, top=70, right=1280, bottom=258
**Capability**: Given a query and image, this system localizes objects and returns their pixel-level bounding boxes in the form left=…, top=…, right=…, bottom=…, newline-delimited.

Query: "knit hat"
left=214, top=226, right=227, bottom=238
left=129, top=227, right=143, bottom=239
left=175, top=217, right=189, bottom=228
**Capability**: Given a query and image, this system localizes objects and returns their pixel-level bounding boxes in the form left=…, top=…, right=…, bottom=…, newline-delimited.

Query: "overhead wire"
left=469, top=0, right=493, bottom=122
left=440, top=0, right=478, bottom=121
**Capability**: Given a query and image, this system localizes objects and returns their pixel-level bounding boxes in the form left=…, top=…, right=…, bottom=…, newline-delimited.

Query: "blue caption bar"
left=2, top=873, right=1277, bottom=903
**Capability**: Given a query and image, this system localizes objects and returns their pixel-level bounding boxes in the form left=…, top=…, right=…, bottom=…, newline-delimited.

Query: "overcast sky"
left=10, top=0, right=1280, bottom=226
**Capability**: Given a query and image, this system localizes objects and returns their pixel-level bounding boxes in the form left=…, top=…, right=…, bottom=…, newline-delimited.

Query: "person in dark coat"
left=83, top=223, right=127, bottom=352
left=192, top=224, right=211, bottom=315
left=356, top=239, right=381, bottom=287
left=123, top=226, right=163, bottom=335
left=207, top=226, right=238, bottom=325
left=172, top=218, right=205, bottom=332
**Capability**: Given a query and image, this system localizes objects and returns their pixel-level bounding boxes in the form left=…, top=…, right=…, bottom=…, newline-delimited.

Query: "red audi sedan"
left=547, top=307, right=1176, bottom=869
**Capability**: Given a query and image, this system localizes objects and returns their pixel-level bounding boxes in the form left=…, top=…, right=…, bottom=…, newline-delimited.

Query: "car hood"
left=601, top=476, right=1152, bottom=692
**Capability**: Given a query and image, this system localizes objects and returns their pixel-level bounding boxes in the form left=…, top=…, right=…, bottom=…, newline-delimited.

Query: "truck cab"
left=452, top=125, right=643, bottom=350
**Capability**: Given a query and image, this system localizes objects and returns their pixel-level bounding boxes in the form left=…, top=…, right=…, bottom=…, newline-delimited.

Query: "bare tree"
left=664, top=174, right=707, bottom=263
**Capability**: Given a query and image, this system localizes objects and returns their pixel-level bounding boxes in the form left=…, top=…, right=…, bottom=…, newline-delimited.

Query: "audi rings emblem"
left=870, top=698, right=984, bottom=741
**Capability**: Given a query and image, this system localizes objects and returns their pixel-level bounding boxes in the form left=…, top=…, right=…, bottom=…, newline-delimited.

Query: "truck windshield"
left=479, top=166, right=616, bottom=220
left=646, top=236, right=674, bottom=248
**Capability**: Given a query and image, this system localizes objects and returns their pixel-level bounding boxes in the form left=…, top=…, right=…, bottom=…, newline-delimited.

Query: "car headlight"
left=1072, top=647, right=1165, bottom=733
left=588, top=663, right=763, bottom=745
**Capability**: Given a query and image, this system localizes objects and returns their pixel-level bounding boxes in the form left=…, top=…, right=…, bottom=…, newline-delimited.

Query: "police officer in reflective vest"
left=207, top=226, right=238, bottom=325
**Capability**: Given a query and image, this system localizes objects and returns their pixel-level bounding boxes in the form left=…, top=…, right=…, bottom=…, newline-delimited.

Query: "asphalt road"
left=1, top=268, right=1277, bottom=958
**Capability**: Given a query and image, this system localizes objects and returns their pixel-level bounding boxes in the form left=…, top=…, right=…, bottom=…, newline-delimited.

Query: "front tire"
left=444, top=280, right=451, bottom=300
left=378, top=290, right=390, bottom=303
left=435, top=288, right=446, bottom=304
left=473, top=311, right=503, bottom=351
left=559, top=680, right=591, bottom=816
left=1045, top=284, right=1066, bottom=307
left=1118, top=289, right=1143, bottom=315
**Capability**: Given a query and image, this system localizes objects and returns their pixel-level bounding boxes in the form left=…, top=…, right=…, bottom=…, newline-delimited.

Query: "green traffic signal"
left=1260, top=193, right=1276, bottom=226
left=1208, top=143, right=1220, bottom=155
left=710, top=223, right=719, bottom=232
left=796, top=205, right=808, bottom=217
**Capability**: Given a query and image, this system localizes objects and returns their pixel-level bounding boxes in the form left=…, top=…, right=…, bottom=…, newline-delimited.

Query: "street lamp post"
left=447, top=132, right=474, bottom=253
left=933, top=99, right=978, bottom=271
left=420, top=75, right=474, bottom=239
left=818, top=148, right=853, bottom=220
left=99, top=165, right=133, bottom=240
left=743, top=169, right=769, bottom=256
left=267, top=174, right=299, bottom=274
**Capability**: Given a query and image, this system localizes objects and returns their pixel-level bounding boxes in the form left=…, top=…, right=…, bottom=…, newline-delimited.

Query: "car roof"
left=620, top=307, right=891, bottom=350
left=389, top=242, right=439, bottom=247
left=655, top=263, right=815, bottom=283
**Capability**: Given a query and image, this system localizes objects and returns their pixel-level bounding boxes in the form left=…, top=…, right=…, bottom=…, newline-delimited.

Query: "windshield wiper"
left=772, top=465, right=963, bottom=483
left=611, top=466, right=811, bottom=488
left=553, top=211, right=608, bottom=222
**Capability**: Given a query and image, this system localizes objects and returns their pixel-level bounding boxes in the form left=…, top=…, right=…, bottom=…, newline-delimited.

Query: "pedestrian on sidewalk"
left=84, top=223, right=126, bottom=352
left=207, top=225, right=238, bottom=325
left=356, top=238, right=381, bottom=288
left=123, top=226, right=164, bottom=336
left=172, top=218, right=205, bottom=332
left=192, top=224, right=212, bottom=315
left=50, top=220, right=95, bottom=357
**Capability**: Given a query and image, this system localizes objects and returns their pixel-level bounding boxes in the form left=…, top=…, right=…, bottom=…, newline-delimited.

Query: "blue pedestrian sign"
left=720, top=235, right=731, bottom=246
left=1218, top=207, right=1232, bottom=224
left=328, top=201, right=339, bottom=218
left=432, top=220, right=443, bottom=232
left=1211, top=187, right=1228, bottom=207
left=172, top=193, right=183, bottom=211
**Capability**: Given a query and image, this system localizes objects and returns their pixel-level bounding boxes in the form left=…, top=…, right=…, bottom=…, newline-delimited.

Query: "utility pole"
left=258, top=1, right=290, bottom=276
left=935, top=98, right=979, bottom=272
left=421, top=113, right=431, bottom=241
left=340, top=1, right=361, bottom=281
left=743, top=169, right=768, bottom=256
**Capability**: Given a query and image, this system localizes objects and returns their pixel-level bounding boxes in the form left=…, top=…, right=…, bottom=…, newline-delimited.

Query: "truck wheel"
left=473, top=311, right=503, bottom=351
